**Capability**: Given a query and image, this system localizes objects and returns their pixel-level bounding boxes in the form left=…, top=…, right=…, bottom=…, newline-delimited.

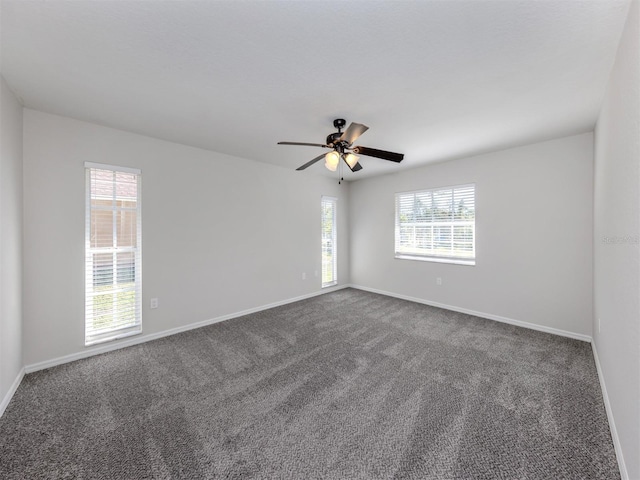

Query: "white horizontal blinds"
left=395, top=184, right=475, bottom=262
left=85, top=165, right=142, bottom=345
left=321, top=196, right=337, bottom=287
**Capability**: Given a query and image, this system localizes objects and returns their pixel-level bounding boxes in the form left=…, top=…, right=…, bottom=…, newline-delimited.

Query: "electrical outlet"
left=150, top=298, right=159, bottom=309
left=302, top=272, right=306, bottom=280
left=314, top=270, right=318, bottom=277
left=436, top=277, right=442, bottom=286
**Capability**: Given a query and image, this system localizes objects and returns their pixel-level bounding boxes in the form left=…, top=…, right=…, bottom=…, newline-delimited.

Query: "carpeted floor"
left=0, top=288, right=620, bottom=479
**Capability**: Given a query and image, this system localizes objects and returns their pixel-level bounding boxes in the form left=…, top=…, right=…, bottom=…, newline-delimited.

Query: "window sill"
left=85, top=328, right=142, bottom=347
left=322, top=281, right=338, bottom=288
left=395, top=255, right=475, bottom=266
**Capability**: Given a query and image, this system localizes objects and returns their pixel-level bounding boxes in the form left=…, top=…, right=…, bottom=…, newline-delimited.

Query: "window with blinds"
left=395, top=184, right=475, bottom=264
left=85, top=163, right=142, bottom=345
left=321, top=196, right=337, bottom=287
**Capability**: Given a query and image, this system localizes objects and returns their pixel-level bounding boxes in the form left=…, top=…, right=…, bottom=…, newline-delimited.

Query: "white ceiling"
left=0, top=0, right=631, bottom=180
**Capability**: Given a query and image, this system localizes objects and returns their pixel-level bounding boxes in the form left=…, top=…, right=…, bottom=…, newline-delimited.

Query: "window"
left=85, top=163, right=142, bottom=345
left=395, top=184, right=475, bottom=265
left=321, top=196, right=337, bottom=287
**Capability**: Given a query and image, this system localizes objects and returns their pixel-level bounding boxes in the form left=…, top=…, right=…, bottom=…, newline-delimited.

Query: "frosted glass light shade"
left=325, top=151, right=340, bottom=171
left=324, top=160, right=337, bottom=172
left=345, top=153, right=359, bottom=168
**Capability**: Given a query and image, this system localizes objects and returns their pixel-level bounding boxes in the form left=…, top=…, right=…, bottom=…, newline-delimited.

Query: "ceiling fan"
left=278, top=118, right=404, bottom=174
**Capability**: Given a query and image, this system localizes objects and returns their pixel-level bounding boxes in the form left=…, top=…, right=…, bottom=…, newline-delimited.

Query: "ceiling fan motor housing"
left=326, top=132, right=343, bottom=147
left=327, top=119, right=347, bottom=147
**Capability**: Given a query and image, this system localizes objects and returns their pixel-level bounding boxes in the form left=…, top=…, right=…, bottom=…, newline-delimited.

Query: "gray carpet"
left=0, top=288, right=619, bottom=479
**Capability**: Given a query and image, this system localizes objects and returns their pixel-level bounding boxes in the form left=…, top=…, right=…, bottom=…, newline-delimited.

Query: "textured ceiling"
left=0, top=0, right=631, bottom=180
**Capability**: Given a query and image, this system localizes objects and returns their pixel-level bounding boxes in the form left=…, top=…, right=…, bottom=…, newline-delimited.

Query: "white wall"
left=593, top=0, right=640, bottom=478
left=22, top=109, right=350, bottom=366
left=0, top=75, right=23, bottom=411
left=350, top=133, right=594, bottom=338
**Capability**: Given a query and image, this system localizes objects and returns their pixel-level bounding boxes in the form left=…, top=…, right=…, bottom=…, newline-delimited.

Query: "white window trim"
left=395, top=183, right=475, bottom=266
left=85, top=163, right=142, bottom=346
left=321, top=196, right=338, bottom=288
left=85, top=162, right=141, bottom=175
left=394, top=254, right=476, bottom=266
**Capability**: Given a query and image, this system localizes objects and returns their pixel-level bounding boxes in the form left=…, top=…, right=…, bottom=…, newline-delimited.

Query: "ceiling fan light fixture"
left=345, top=153, right=359, bottom=168
left=325, top=151, right=340, bottom=171
left=278, top=119, right=404, bottom=173
left=324, top=160, right=338, bottom=172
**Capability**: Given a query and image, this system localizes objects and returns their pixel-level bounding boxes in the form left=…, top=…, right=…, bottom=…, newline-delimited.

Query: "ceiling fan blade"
left=296, top=153, right=326, bottom=171
left=352, top=146, right=404, bottom=163
left=348, top=161, right=363, bottom=172
left=339, top=122, right=369, bottom=145
left=278, top=141, right=329, bottom=148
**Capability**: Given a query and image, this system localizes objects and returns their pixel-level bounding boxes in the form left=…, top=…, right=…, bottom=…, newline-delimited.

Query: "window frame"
left=394, top=183, right=475, bottom=266
left=321, top=196, right=338, bottom=287
left=85, top=162, right=142, bottom=346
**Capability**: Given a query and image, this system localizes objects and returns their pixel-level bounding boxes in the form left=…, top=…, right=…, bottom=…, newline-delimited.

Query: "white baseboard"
left=25, top=284, right=349, bottom=374
left=353, top=285, right=626, bottom=477
left=0, top=367, right=25, bottom=418
left=349, top=284, right=592, bottom=342
left=591, top=342, right=628, bottom=480
left=9, top=284, right=626, bottom=480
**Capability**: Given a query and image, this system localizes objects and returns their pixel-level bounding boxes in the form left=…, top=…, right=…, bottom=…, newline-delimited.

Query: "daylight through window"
left=321, top=196, right=337, bottom=287
left=85, top=163, right=142, bottom=345
left=395, top=184, right=475, bottom=264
